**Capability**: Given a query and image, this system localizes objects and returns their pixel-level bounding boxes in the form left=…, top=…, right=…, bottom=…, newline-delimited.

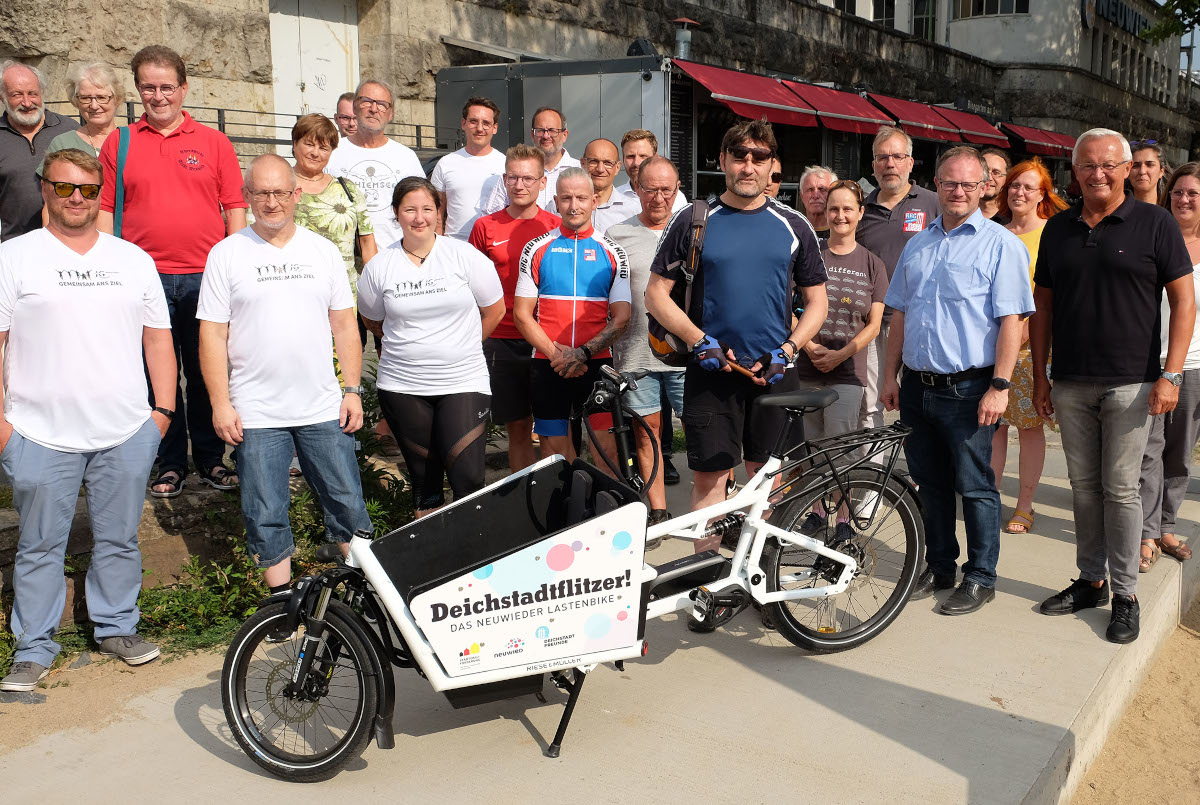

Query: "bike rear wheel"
left=763, top=467, right=923, bottom=653
left=221, top=599, right=378, bottom=782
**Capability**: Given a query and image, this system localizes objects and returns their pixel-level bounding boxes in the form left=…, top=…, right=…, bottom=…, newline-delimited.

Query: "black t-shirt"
left=1034, top=195, right=1192, bottom=383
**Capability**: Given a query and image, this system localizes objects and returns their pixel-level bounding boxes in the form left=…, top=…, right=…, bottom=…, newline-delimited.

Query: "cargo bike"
left=221, top=366, right=924, bottom=781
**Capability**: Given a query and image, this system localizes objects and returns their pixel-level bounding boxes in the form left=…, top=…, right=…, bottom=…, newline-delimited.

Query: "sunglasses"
left=770, top=172, right=783, bottom=183
left=726, top=145, right=775, bottom=164
left=42, top=178, right=101, bottom=199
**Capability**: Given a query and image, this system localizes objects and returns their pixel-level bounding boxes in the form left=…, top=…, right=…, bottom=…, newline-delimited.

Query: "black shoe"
left=799, top=512, right=824, bottom=536
left=910, top=566, right=956, bottom=601
left=938, top=581, right=995, bottom=615
left=1106, top=594, right=1140, bottom=644
left=1039, top=578, right=1109, bottom=615
left=663, top=457, right=680, bottom=486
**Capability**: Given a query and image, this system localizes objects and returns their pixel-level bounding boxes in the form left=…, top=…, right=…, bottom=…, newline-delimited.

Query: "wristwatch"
left=153, top=406, right=176, bottom=420
left=1160, top=371, right=1184, bottom=387
left=990, top=377, right=1011, bottom=391
left=342, top=385, right=365, bottom=395
left=578, top=345, right=592, bottom=362
left=782, top=339, right=799, bottom=359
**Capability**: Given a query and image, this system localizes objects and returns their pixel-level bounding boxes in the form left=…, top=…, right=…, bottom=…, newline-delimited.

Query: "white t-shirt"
left=0, top=229, right=169, bottom=452
left=327, top=138, right=424, bottom=248
left=357, top=236, right=503, bottom=395
left=1161, top=261, right=1200, bottom=370
left=482, top=150, right=582, bottom=215
left=197, top=227, right=354, bottom=429
left=429, top=147, right=506, bottom=240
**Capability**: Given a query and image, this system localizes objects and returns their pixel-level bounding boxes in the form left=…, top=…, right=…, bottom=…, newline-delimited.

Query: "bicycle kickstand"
left=546, top=669, right=588, bottom=758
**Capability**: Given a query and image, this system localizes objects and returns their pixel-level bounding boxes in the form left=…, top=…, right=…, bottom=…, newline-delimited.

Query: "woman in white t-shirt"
left=1137, top=163, right=1200, bottom=569
left=358, top=177, right=505, bottom=517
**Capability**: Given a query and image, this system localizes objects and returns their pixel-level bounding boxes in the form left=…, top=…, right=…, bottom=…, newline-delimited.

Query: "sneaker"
left=97, top=635, right=161, bottom=666
left=1039, top=578, right=1110, bottom=615
left=663, top=457, right=681, bottom=486
left=725, top=476, right=740, bottom=499
left=0, top=661, right=49, bottom=692
left=798, top=512, right=824, bottom=536
left=828, top=521, right=856, bottom=547
left=646, top=509, right=670, bottom=550
left=1106, top=594, right=1140, bottom=644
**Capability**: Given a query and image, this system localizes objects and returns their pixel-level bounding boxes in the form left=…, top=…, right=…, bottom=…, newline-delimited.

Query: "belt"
left=905, top=365, right=993, bottom=388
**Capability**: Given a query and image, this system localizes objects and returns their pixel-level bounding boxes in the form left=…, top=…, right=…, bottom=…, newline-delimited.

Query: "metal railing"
left=47, top=101, right=462, bottom=163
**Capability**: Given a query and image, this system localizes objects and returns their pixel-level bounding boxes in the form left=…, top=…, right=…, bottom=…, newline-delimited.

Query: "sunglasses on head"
left=41, top=178, right=101, bottom=199
left=726, top=145, right=775, bottom=164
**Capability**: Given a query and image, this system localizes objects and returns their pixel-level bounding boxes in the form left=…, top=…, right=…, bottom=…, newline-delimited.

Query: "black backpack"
left=647, top=198, right=711, bottom=366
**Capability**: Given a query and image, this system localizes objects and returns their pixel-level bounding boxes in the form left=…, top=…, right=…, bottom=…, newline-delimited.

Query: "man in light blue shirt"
left=880, top=146, right=1034, bottom=616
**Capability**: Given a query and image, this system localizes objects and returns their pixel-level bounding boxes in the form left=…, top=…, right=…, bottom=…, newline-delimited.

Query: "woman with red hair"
left=990, top=158, right=1068, bottom=535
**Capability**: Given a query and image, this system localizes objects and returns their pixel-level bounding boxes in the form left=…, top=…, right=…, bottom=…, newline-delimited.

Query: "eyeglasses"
left=76, top=94, right=114, bottom=105
left=355, top=96, right=393, bottom=111
left=41, top=179, right=101, bottom=199
left=583, top=158, right=619, bottom=171
left=1170, top=189, right=1200, bottom=201
left=938, top=180, right=983, bottom=192
left=1075, top=161, right=1129, bottom=174
left=532, top=127, right=565, bottom=136
left=640, top=186, right=678, bottom=199
left=334, top=114, right=355, bottom=122
left=873, top=152, right=911, bottom=163
left=504, top=174, right=541, bottom=186
left=249, top=189, right=295, bottom=202
left=770, top=172, right=783, bottom=183
left=137, top=84, right=179, bottom=97
left=726, top=145, right=775, bottom=164
left=988, top=168, right=1007, bottom=177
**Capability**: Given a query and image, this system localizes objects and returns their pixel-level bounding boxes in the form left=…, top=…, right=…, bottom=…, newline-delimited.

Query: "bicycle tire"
left=221, top=599, right=379, bottom=782
left=763, top=467, right=923, bottom=653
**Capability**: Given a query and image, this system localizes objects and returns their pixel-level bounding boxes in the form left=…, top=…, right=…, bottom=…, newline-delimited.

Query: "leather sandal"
left=1004, top=509, right=1034, bottom=534
left=1139, top=539, right=1161, bottom=573
left=1158, top=536, right=1192, bottom=561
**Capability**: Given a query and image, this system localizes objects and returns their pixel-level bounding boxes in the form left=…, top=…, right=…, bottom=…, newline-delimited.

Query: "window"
left=834, top=0, right=855, bottom=12
left=952, top=0, right=1028, bottom=19
left=913, top=0, right=937, bottom=41
left=873, top=0, right=895, bottom=27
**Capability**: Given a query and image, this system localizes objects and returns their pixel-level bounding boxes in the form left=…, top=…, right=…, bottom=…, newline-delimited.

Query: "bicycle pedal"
left=689, top=586, right=748, bottom=629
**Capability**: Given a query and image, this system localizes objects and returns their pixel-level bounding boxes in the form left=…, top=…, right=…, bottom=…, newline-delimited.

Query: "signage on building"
left=1081, top=0, right=1149, bottom=36
left=955, top=96, right=1002, bottom=119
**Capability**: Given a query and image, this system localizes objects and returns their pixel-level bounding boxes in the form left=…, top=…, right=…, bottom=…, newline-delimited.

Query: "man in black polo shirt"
left=857, top=125, right=940, bottom=429
left=1031, top=128, right=1195, bottom=645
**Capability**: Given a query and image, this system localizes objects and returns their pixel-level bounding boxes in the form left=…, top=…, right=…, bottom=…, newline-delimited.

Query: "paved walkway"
left=0, top=438, right=1195, bottom=804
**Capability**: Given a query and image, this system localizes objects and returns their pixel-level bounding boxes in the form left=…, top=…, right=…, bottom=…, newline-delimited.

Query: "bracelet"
left=578, top=345, right=592, bottom=362
left=782, top=339, right=799, bottom=359
left=153, top=406, right=175, bottom=420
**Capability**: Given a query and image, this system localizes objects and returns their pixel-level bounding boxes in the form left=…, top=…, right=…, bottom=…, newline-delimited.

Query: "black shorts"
left=682, top=364, right=801, bottom=471
left=484, top=337, right=533, bottom=424
left=530, top=357, right=614, bottom=437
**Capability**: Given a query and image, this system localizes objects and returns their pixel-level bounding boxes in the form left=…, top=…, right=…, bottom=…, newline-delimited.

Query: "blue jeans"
left=2, top=419, right=162, bottom=666
left=624, top=370, right=686, bottom=416
left=236, top=420, right=371, bottom=568
left=900, top=372, right=1001, bottom=587
left=156, top=272, right=225, bottom=475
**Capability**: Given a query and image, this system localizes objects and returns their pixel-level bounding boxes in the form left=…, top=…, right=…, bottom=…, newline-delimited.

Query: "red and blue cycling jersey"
left=514, top=224, right=631, bottom=358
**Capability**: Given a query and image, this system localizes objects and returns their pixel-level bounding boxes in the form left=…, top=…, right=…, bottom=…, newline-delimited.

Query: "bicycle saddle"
left=754, top=386, right=840, bottom=411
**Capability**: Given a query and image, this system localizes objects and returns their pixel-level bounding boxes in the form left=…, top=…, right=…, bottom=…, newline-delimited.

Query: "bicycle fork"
left=284, top=584, right=335, bottom=698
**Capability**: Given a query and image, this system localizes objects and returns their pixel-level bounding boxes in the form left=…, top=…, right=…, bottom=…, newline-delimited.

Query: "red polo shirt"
left=100, top=111, right=247, bottom=273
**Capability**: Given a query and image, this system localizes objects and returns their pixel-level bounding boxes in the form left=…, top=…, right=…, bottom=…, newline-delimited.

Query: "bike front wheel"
left=762, top=467, right=923, bottom=653
left=221, top=599, right=379, bottom=782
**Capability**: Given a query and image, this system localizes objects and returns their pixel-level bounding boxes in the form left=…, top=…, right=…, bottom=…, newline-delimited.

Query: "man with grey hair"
left=800, top=165, right=837, bottom=237
left=858, top=125, right=941, bottom=430
left=0, top=60, right=78, bottom=240
left=327, top=78, right=423, bottom=247
left=198, top=154, right=370, bottom=592
left=880, top=144, right=1033, bottom=616
left=1031, top=127, right=1195, bottom=644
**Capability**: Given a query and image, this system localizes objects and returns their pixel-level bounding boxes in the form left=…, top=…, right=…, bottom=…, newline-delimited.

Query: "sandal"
left=149, top=470, right=185, bottom=499
left=200, top=465, right=239, bottom=491
left=1004, top=509, right=1034, bottom=534
left=1158, top=536, right=1192, bottom=561
left=1139, top=539, right=1161, bottom=573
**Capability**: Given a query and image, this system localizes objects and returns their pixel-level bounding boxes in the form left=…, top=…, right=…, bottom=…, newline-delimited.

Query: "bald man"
left=198, top=154, right=371, bottom=592
left=552, top=138, right=638, bottom=236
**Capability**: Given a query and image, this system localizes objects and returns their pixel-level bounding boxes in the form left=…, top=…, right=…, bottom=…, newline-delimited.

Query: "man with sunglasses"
left=468, top=144, right=561, bottom=472
left=483, top=107, right=580, bottom=214
left=0, top=149, right=176, bottom=691
left=327, top=78, right=423, bottom=247
left=647, top=120, right=828, bottom=553
left=1030, top=128, right=1195, bottom=644
left=97, top=45, right=247, bottom=499
left=880, top=145, right=1033, bottom=617
left=858, top=125, right=941, bottom=431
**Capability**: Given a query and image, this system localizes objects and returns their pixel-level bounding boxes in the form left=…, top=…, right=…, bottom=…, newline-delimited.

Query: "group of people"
left=0, top=47, right=1195, bottom=693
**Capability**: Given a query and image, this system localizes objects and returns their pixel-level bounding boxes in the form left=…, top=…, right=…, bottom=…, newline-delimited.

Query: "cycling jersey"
left=514, top=224, right=631, bottom=358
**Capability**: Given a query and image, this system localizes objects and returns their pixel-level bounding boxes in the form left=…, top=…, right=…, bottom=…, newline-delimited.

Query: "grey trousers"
left=1052, top=381, right=1153, bottom=596
left=802, top=383, right=866, bottom=442
left=861, top=324, right=889, bottom=430
left=1139, top=368, right=1200, bottom=541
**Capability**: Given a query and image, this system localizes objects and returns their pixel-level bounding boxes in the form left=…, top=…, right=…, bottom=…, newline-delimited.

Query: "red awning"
left=933, top=108, right=1010, bottom=148
left=1001, top=123, right=1070, bottom=157
left=673, top=59, right=818, bottom=128
left=867, top=94, right=962, bottom=142
left=1047, top=130, right=1078, bottom=157
left=779, top=80, right=893, bottom=134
